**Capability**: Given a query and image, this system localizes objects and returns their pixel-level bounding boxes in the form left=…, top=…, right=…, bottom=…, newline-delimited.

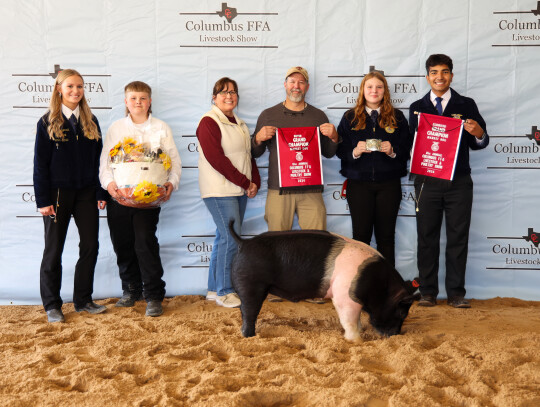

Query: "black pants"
left=106, top=200, right=165, bottom=301
left=414, top=174, right=473, bottom=299
left=40, top=187, right=99, bottom=311
left=346, top=178, right=402, bottom=265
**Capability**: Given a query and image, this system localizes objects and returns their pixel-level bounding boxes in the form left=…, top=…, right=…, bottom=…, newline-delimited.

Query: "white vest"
left=198, top=105, right=252, bottom=198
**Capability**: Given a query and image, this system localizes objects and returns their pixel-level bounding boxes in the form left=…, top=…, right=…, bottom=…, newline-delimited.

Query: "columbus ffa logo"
left=525, top=126, right=540, bottom=145
left=180, top=2, right=277, bottom=48
left=493, top=1, right=540, bottom=47
left=296, top=152, right=303, bottom=161
left=487, top=227, right=540, bottom=270
left=523, top=228, right=540, bottom=247
left=12, top=65, right=110, bottom=109
left=431, top=141, right=440, bottom=152
left=328, top=65, right=423, bottom=111
left=217, top=3, right=237, bottom=23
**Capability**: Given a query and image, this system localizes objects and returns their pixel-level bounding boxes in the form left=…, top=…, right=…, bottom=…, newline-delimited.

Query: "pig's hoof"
left=344, top=331, right=362, bottom=342
left=241, top=328, right=256, bottom=338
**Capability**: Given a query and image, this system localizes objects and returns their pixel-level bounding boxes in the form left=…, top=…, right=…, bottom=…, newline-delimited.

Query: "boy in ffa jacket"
left=409, top=54, right=489, bottom=309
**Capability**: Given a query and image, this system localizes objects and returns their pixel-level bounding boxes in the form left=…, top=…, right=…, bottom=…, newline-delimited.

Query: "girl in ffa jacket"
left=336, top=71, right=411, bottom=266
left=33, top=69, right=107, bottom=323
left=196, top=77, right=261, bottom=308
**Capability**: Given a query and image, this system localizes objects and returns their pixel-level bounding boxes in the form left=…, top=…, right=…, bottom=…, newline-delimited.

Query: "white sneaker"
left=216, top=293, right=241, bottom=308
left=206, top=291, right=217, bottom=301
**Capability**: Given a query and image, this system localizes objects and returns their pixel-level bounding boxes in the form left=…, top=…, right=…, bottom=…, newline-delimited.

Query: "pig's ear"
left=392, top=289, right=420, bottom=305
left=404, top=278, right=420, bottom=295
left=400, top=293, right=421, bottom=304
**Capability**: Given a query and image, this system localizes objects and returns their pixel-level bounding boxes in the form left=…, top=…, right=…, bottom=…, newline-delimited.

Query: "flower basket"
left=109, top=137, right=171, bottom=208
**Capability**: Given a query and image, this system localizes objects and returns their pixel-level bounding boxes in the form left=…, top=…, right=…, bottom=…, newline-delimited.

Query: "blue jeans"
left=203, top=195, right=247, bottom=296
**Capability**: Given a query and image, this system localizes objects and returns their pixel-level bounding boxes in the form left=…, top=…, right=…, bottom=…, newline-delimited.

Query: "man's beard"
left=287, top=90, right=305, bottom=103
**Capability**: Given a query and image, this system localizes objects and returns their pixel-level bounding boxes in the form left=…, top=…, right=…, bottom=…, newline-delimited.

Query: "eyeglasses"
left=218, top=90, right=238, bottom=96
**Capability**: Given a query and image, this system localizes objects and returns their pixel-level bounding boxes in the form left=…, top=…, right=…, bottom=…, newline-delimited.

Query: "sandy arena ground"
left=1, top=296, right=539, bottom=407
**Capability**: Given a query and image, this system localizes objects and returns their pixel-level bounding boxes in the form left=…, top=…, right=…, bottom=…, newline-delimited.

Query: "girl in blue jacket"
left=33, top=69, right=107, bottom=323
left=336, top=71, right=411, bottom=266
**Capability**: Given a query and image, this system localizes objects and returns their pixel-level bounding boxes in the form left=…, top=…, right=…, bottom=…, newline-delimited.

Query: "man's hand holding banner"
left=410, top=113, right=464, bottom=181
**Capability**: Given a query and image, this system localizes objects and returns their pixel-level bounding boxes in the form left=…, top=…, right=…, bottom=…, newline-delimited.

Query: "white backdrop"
left=1, top=0, right=539, bottom=304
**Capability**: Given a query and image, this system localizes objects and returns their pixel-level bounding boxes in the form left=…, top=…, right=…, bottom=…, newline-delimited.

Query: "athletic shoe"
left=206, top=291, right=217, bottom=301
left=216, top=293, right=241, bottom=308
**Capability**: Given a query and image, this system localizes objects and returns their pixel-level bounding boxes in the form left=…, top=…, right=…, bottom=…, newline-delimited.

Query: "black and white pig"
left=230, top=225, right=419, bottom=341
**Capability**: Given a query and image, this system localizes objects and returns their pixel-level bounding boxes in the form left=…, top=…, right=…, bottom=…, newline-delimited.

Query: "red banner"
left=276, top=126, right=323, bottom=191
left=410, top=113, right=464, bottom=180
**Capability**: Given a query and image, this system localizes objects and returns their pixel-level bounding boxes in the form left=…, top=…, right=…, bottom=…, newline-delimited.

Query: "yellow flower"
left=133, top=180, right=161, bottom=204
left=122, top=137, right=142, bottom=155
left=109, top=142, right=122, bottom=157
left=159, top=152, right=171, bottom=171
left=122, top=137, right=137, bottom=146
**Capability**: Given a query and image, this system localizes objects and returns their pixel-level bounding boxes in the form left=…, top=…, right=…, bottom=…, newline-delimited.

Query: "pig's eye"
left=399, top=308, right=409, bottom=318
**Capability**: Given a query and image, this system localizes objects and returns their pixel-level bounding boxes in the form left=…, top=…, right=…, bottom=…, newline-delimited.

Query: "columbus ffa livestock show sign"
left=1, top=0, right=540, bottom=303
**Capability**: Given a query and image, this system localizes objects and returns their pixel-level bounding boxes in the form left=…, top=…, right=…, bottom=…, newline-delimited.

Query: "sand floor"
left=1, top=296, right=539, bottom=407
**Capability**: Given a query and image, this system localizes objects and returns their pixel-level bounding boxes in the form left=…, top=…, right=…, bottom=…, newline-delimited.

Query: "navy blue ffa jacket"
left=336, top=108, right=411, bottom=182
left=33, top=113, right=106, bottom=208
left=408, top=88, right=489, bottom=177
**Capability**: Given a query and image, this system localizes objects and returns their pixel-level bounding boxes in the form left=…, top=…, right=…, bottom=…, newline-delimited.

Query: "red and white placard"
left=276, top=126, right=323, bottom=190
left=410, top=113, right=464, bottom=180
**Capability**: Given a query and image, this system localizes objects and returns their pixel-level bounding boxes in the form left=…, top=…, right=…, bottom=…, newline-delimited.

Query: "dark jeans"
left=40, top=186, right=99, bottom=311
left=414, top=174, right=473, bottom=298
left=346, top=178, right=402, bottom=265
left=107, top=200, right=165, bottom=301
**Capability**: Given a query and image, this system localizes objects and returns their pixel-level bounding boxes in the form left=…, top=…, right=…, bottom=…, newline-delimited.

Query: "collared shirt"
left=61, top=104, right=80, bottom=120
left=429, top=89, right=451, bottom=112
left=365, top=106, right=381, bottom=116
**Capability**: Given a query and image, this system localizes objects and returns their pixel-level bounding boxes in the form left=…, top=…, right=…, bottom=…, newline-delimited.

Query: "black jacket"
left=33, top=112, right=106, bottom=208
left=336, top=108, right=411, bottom=182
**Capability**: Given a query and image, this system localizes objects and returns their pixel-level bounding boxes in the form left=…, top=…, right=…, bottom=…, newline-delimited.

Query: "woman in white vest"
left=196, top=77, right=261, bottom=308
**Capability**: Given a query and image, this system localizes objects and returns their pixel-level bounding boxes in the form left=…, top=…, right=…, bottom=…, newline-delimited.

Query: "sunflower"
left=133, top=180, right=161, bottom=204
left=159, top=152, right=171, bottom=171
left=122, top=137, right=137, bottom=146
left=122, top=137, right=142, bottom=155
left=109, top=142, right=122, bottom=157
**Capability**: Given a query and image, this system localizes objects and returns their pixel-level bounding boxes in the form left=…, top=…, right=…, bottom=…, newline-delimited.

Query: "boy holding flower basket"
left=99, top=81, right=181, bottom=317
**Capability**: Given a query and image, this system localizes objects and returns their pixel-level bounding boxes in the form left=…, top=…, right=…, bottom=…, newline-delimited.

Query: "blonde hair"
left=124, top=81, right=152, bottom=116
left=350, top=71, right=397, bottom=131
left=47, top=69, right=100, bottom=141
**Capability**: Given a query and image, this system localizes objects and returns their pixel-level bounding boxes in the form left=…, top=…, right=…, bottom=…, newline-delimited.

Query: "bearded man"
left=251, top=66, right=339, bottom=304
